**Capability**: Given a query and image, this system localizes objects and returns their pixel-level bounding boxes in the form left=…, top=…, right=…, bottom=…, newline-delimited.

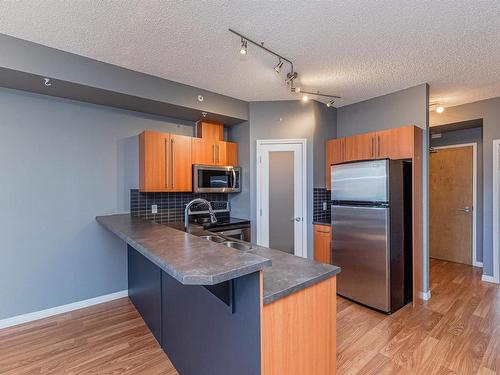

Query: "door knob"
left=457, top=206, right=472, bottom=213
left=290, top=217, right=302, bottom=222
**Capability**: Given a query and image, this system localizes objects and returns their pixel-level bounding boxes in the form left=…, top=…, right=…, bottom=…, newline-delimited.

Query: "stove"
left=188, top=201, right=251, bottom=242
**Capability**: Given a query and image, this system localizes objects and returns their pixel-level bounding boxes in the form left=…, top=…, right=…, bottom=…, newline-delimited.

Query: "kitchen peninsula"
left=97, top=214, right=340, bottom=375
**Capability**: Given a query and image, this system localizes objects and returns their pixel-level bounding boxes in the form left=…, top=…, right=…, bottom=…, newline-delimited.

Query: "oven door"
left=193, top=165, right=241, bottom=193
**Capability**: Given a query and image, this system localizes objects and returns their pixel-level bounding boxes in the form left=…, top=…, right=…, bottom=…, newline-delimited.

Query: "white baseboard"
left=418, top=290, right=432, bottom=301
left=473, top=261, right=483, bottom=268
left=0, top=290, right=128, bottom=330
left=481, top=274, right=500, bottom=284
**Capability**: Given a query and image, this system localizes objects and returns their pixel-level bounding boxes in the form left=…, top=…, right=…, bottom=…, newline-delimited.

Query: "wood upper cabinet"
left=314, top=224, right=332, bottom=264
left=325, top=138, right=344, bottom=190
left=169, top=134, right=192, bottom=192
left=217, top=141, right=238, bottom=166
left=139, top=131, right=192, bottom=192
left=139, top=131, right=168, bottom=192
left=192, top=138, right=238, bottom=166
left=192, top=138, right=216, bottom=165
left=196, top=121, right=224, bottom=141
left=376, top=125, right=414, bottom=160
left=344, top=133, right=376, bottom=162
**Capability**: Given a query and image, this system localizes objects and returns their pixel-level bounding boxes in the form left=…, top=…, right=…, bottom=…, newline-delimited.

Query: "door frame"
left=431, top=143, right=479, bottom=267
left=487, top=139, right=500, bottom=283
left=256, top=139, right=308, bottom=258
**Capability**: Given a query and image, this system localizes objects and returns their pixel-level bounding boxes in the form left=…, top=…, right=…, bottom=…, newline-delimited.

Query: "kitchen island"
left=97, top=214, right=340, bottom=375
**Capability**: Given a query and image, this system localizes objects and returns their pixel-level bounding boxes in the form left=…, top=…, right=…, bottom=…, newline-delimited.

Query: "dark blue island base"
left=127, top=245, right=262, bottom=375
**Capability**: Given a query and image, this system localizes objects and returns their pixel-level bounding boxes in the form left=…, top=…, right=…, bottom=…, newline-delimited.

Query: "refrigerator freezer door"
left=331, top=159, right=389, bottom=202
left=332, top=205, right=390, bottom=312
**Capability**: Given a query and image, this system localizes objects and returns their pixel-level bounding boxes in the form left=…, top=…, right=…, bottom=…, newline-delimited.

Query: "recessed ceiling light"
left=436, top=106, right=445, bottom=113
left=240, top=39, right=247, bottom=55
left=302, top=95, right=309, bottom=102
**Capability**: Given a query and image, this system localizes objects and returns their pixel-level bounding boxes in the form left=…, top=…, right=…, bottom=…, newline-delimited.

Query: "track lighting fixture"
left=240, top=38, right=248, bottom=55
left=274, top=59, right=284, bottom=73
left=229, top=29, right=341, bottom=106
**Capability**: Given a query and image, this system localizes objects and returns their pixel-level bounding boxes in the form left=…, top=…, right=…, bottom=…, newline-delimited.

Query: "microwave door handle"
left=231, top=169, right=236, bottom=189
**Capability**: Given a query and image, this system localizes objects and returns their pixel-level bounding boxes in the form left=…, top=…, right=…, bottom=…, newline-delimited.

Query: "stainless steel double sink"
left=199, top=235, right=253, bottom=251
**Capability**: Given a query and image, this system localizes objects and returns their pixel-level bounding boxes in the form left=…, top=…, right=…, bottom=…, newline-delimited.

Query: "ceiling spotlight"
left=285, top=71, right=298, bottom=85
left=240, top=38, right=248, bottom=55
left=436, top=106, right=445, bottom=113
left=302, top=95, right=309, bottom=102
left=326, top=99, right=335, bottom=107
left=274, top=59, right=284, bottom=73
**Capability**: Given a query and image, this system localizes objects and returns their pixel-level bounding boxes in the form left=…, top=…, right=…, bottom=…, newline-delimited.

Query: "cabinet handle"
left=165, top=139, right=169, bottom=189
left=171, top=138, right=175, bottom=188
left=218, top=145, right=221, bottom=164
left=370, top=137, right=374, bottom=158
left=317, top=230, right=330, bottom=233
left=377, top=135, right=380, bottom=158
left=213, top=144, right=216, bottom=163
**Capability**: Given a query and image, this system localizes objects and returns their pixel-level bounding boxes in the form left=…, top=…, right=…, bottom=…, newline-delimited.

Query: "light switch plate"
left=151, top=204, right=158, bottom=214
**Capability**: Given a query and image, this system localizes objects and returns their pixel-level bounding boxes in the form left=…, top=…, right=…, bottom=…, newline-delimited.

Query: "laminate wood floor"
left=0, top=298, right=178, bottom=374
left=1, top=259, right=498, bottom=374
left=337, top=258, right=500, bottom=375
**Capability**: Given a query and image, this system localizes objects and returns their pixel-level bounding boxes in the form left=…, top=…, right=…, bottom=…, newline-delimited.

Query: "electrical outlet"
left=151, top=204, right=158, bottom=214
left=323, top=202, right=327, bottom=211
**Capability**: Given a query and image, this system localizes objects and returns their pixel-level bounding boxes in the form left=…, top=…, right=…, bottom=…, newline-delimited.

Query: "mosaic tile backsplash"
left=313, top=188, right=332, bottom=224
left=130, top=189, right=228, bottom=223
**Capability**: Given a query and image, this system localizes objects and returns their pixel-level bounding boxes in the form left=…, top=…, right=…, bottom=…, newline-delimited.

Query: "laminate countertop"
left=96, top=214, right=340, bottom=304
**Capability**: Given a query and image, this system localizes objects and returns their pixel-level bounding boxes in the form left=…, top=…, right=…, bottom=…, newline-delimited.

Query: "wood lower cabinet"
left=139, top=131, right=192, bottom=192
left=376, top=125, right=414, bottom=159
left=314, top=224, right=332, bottom=264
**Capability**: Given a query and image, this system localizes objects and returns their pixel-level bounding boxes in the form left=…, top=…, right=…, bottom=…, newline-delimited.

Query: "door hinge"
left=259, top=156, right=262, bottom=164
left=259, top=208, right=262, bottom=216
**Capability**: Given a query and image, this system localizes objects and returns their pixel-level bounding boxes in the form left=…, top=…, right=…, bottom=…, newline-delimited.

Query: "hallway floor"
left=337, top=258, right=500, bottom=374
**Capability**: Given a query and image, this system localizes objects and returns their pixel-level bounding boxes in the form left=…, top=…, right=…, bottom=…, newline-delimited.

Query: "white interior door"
left=257, top=140, right=307, bottom=258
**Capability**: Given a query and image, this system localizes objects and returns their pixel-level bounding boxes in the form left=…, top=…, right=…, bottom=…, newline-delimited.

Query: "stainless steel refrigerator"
left=331, top=159, right=412, bottom=313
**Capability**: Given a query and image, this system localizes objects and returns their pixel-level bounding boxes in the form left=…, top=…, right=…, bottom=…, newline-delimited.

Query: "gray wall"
left=336, top=84, right=430, bottom=294
left=430, top=97, right=500, bottom=277
left=430, top=127, right=483, bottom=263
left=0, top=87, right=194, bottom=320
left=247, top=100, right=337, bottom=258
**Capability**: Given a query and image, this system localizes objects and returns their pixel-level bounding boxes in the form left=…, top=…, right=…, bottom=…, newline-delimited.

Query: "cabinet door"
left=196, top=121, right=224, bottom=141
left=170, top=134, right=192, bottom=192
left=216, top=141, right=238, bottom=166
left=314, top=225, right=332, bottom=264
left=376, top=126, right=414, bottom=160
left=344, top=133, right=375, bottom=162
left=139, top=130, right=168, bottom=192
left=192, top=138, right=216, bottom=165
left=326, top=139, right=344, bottom=190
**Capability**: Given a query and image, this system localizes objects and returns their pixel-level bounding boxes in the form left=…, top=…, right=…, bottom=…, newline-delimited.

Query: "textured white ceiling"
left=0, top=1, right=500, bottom=108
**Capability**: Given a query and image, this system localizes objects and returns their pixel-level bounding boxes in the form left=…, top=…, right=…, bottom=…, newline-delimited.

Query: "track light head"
left=326, top=99, right=335, bottom=107
left=240, top=38, right=248, bottom=55
left=302, top=95, right=309, bottom=102
left=274, top=59, right=284, bottom=73
left=285, top=72, right=298, bottom=85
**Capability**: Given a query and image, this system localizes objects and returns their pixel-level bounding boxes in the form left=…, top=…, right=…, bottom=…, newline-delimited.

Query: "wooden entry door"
left=430, top=146, right=474, bottom=265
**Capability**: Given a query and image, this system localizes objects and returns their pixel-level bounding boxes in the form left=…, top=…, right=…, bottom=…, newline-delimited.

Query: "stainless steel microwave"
left=193, top=165, right=241, bottom=193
